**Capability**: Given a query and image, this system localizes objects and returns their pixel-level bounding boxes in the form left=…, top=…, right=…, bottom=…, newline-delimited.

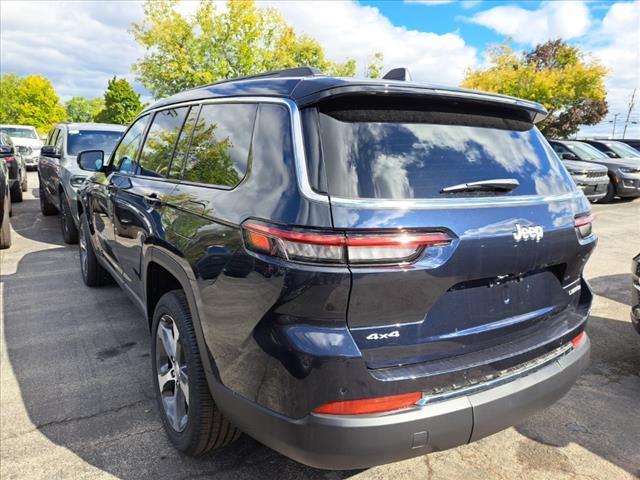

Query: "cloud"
left=469, top=1, right=592, bottom=45
left=0, top=0, right=146, bottom=100
left=264, top=1, right=477, bottom=85
left=404, top=0, right=454, bottom=5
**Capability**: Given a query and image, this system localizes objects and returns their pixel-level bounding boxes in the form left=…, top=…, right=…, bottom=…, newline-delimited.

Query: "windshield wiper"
left=440, top=178, right=520, bottom=194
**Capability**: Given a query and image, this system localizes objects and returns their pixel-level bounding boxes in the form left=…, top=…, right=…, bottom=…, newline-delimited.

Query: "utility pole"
left=622, top=88, right=636, bottom=139
left=611, top=113, right=620, bottom=138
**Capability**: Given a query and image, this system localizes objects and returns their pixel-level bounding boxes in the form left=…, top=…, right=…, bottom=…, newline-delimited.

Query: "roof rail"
left=382, top=68, right=412, bottom=81
left=214, top=67, right=323, bottom=86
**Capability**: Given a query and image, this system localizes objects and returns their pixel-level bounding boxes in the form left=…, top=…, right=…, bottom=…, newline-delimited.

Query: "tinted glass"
left=0, top=127, right=38, bottom=139
left=168, top=107, right=199, bottom=179
left=182, top=103, right=257, bottom=187
left=138, top=107, right=189, bottom=178
left=314, top=105, right=572, bottom=199
left=112, top=115, right=149, bottom=174
left=565, top=142, right=608, bottom=160
left=67, top=130, right=123, bottom=156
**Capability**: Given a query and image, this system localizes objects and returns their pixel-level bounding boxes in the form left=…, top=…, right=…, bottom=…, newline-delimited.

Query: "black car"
left=0, top=132, right=27, bottom=202
left=549, top=140, right=640, bottom=202
left=559, top=159, right=608, bottom=202
left=581, top=139, right=640, bottom=159
left=74, top=67, right=593, bottom=470
left=632, top=253, right=640, bottom=334
left=0, top=157, right=11, bottom=249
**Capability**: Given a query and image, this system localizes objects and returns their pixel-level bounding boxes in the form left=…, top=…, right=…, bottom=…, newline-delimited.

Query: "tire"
left=151, top=290, right=240, bottom=456
left=0, top=195, right=11, bottom=250
left=600, top=180, right=616, bottom=203
left=39, top=181, right=58, bottom=215
left=10, top=181, right=22, bottom=203
left=78, top=213, right=111, bottom=286
left=60, top=191, right=79, bottom=244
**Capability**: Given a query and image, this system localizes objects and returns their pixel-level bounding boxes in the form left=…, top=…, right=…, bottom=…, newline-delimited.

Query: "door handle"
left=144, top=193, right=164, bottom=208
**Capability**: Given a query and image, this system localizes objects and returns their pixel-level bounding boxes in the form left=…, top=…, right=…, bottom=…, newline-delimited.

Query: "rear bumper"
left=211, top=336, right=590, bottom=470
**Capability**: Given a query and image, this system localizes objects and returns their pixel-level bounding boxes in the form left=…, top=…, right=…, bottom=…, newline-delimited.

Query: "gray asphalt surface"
left=1, top=172, right=639, bottom=479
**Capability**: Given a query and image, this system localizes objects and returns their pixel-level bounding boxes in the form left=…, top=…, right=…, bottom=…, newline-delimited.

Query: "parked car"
left=612, top=139, right=640, bottom=151
left=38, top=123, right=125, bottom=243
left=0, top=157, right=11, bottom=249
left=0, top=132, right=27, bottom=202
left=581, top=139, right=640, bottom=159
left=0, top=124, right=42, bottom=170
left=559, top=158, right=608, bottom=202
left=75, top=67, right=594, bottom=470
left=549, top=140, right=640, bottom=202
left=633, top=253, right=640, bottom=335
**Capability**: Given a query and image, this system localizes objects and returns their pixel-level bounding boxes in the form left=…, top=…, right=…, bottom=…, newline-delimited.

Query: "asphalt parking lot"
left=1, top=171, right=639, bottom=480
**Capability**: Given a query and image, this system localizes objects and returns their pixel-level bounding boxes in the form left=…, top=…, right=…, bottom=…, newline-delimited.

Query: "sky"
left=1, top=0, right=638, bottom=137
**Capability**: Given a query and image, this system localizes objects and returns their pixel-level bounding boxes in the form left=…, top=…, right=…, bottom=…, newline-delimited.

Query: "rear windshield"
left=309, top=98, right=572, bottom=199
left=67, top=130, right=123, bottom=156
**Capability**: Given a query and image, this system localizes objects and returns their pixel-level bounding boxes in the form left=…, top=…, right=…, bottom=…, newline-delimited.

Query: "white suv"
left=0, top=124, right=43, bottom=170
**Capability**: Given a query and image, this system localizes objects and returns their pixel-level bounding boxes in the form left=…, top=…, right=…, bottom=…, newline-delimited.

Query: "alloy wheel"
left=156, top=314, right=189, bottom=432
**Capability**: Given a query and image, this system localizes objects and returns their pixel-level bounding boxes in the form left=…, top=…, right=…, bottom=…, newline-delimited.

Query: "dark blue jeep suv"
left=74, top=68, right=595, bottom=470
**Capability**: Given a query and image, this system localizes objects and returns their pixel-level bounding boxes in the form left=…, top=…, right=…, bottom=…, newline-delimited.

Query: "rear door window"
left=182, top=103, right=257, bottom=187
left=309, top=97, right=572, bottom=199
left=138, top=107, right=190, bottom=178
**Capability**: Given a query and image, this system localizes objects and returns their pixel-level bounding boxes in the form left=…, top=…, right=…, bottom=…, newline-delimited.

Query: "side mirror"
left=561, top=152, right=578, bottom=160
left=41, top=145, right=61, bottom=158
left=0, top=145, right=14, bottom=157
left=605, top=151, right=618, bottom=158
left=77, top=150, right=105, bottom=172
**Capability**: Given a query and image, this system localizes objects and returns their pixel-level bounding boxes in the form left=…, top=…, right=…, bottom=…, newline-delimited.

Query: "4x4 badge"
left=513, top=224, right=544, bottom=243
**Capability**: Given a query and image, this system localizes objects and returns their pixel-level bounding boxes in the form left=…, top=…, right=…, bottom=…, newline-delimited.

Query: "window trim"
left=132, top=96, right=582, bottom=210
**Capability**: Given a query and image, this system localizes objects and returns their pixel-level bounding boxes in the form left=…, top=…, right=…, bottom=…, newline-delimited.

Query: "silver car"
left=0, top=124, right=43, bottom=170
left=38, top=123, right=125, bottom=243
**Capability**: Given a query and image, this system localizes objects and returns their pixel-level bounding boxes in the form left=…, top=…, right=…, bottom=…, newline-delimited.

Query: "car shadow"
left=1, top=248, right=361, bottom=480
left=588, top=273, right=631, bottom=305
left=9, top=196, right=64, bottom=246
left=515, top=314, right=640, bottom=476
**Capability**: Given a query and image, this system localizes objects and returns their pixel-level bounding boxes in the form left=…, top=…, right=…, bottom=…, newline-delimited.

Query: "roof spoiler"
left=382, top=68, right=412, bottom=81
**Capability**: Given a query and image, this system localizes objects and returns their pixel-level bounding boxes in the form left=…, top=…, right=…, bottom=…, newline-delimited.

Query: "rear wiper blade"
left=440, top=178, right=520, bottom=194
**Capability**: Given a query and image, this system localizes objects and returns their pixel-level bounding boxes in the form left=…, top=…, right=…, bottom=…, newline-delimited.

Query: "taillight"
left=242, top=221, right=451, bottom=266
left=2, top=155, right=15, bottom=163
left=571, top=331, right=586, bottom=347
left=574, top=213, right=594, bottom=239
left=313, top=392, right=422, bottom=415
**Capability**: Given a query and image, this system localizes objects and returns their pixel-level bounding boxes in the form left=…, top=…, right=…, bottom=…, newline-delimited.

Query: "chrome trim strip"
left=415, top=342, right=573, bottom=407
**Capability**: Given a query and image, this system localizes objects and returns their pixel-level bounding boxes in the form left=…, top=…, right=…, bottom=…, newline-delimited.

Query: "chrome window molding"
left=136, top=96, right=581, bottom=210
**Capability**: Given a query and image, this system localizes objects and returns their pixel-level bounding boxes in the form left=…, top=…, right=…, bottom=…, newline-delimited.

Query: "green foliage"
left=0, top=74, right=65, bottom=133
left=131, top=0, right=358, bottom=98
left=365, top=52, right=384, bottom=79
left=65, top=96, right=104, bottom=122
left=462, top=39, right=608, bottom=138
left=94, top=77, right=143, bottom=125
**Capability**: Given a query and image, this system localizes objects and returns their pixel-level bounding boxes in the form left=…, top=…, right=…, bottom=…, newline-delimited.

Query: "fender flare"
left=143, top=246, right=222, bottom=389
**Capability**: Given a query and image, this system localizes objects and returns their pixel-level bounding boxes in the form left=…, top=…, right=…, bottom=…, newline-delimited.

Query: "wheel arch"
left=143, top=247, right=221, bottom=384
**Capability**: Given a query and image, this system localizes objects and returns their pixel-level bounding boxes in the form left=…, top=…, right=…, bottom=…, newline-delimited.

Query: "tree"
left=65, top=96, right=104, bottom=122
left=462, top=39, right=608, bottom=138
left=365, top=52, right=384, bottom=79
left=94, top=77, right=143, bottom=125
left=131, top=0, right=358, bottom=98
left=0, top=74, right=65, bottom=133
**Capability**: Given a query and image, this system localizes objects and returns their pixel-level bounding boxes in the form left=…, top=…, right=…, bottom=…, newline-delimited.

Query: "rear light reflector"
left=574, top=213, right=594, bottom=238
left=242, top=221, right=451, bottom=265
left=571, top=331, right=586, bottom=347
left=313, top=392, right=422, bottom=415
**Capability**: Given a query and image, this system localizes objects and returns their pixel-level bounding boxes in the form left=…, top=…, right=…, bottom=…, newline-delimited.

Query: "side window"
left=182, top=103, right=257, bottom=187
left=54, top=129, right=64, bottom=151
left=112, top=115, right=150, bottom=174
left=168, top=106, right=200, bottom=179
left=46, top=128, right=57, bottom=146
left=138, top=107, right=189, bottom=178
